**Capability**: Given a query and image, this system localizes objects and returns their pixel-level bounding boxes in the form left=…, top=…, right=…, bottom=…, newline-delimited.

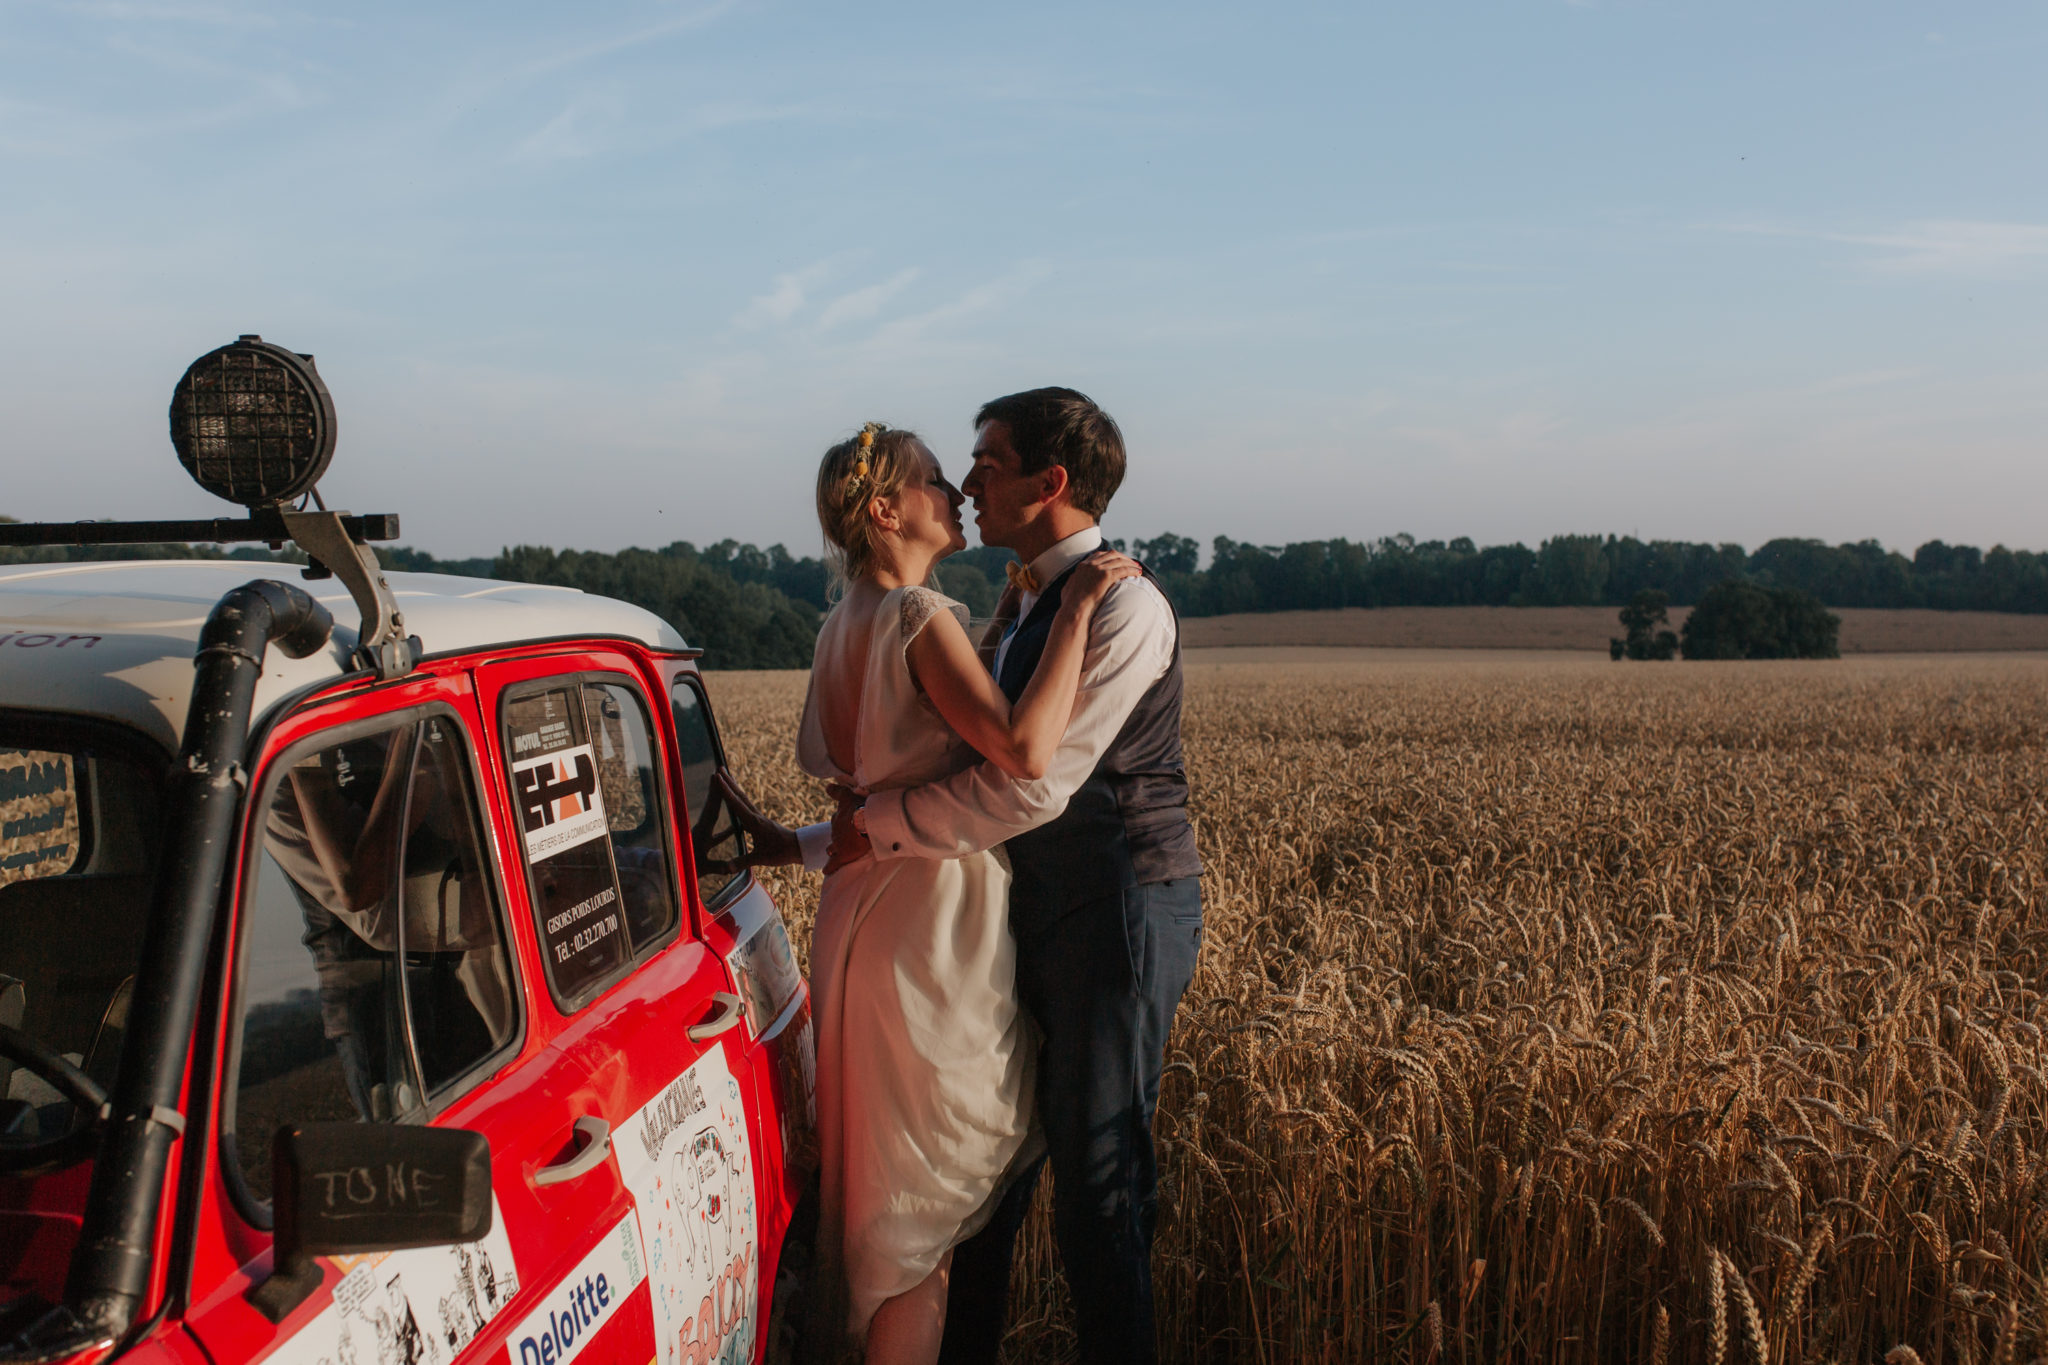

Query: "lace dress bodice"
left=798, top=585, right=977, bottom=794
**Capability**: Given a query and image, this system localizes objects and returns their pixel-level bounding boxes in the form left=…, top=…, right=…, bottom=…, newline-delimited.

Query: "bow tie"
left=1005, top=560, right=1041, bottom=595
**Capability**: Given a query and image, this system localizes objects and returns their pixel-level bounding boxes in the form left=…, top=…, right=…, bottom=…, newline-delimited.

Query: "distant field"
left=1177, top=604, right=2048, bottom=653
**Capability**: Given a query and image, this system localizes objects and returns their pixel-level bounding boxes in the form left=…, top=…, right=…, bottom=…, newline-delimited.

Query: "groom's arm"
left=862, top=577, right=1176, bottom=861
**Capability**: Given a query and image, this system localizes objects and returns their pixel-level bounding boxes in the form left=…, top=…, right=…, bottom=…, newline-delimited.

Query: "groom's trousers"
left=937, top=876, right=1204, bottom=1365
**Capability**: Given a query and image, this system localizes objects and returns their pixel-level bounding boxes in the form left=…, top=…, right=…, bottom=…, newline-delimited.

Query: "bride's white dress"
left=797, top=584, right=1037, bottom=1344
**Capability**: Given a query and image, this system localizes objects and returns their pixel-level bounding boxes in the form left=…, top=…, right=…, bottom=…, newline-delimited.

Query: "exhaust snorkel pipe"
left=61, top=579, right=332, bottom=1343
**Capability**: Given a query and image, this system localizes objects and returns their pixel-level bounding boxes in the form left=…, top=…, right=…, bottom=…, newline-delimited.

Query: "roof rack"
left=0, top=509, right=398, bottom=549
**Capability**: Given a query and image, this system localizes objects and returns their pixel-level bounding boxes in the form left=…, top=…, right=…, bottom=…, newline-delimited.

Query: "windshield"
left=0, top=722, right=161, bottom=1149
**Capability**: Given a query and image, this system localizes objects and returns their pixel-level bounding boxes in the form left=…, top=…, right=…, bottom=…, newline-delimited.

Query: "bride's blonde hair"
left=815, top=422, right=925, bottom=589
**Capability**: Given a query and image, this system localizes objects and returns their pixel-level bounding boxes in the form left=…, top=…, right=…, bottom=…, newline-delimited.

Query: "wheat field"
left=704, top=652, right=2048, bottom=1364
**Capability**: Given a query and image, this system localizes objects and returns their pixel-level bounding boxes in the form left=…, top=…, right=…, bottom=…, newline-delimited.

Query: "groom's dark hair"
left=976, top=387, right=1125, bottom=520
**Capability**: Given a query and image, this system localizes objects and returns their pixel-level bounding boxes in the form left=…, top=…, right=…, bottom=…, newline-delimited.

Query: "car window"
left=669, top=679, right=745, bottom=907
left=231, top=713, right=519, bottom=1207
left=586, top=682, right=678, bottom=951
left=0, top=726, right=159, bottom=1146
left=503, top=676, right=679, bottom=1011
left=400, top=718, right=521, bottom=1094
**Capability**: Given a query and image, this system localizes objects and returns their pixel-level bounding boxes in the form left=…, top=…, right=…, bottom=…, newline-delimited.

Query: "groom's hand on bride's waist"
left=824, top=783, right=871, bottom=874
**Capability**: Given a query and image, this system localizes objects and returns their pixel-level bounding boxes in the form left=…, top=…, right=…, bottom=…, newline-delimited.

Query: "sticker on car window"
left=619, top=1046, right=759, bottom=1365
left=512, top=744, right=609, bottom=864
left=258, top=1199, right=520, bottom=1365
left=506, top=688, right=633, bottom=1000
left=0, top=748, right=78, bottom=886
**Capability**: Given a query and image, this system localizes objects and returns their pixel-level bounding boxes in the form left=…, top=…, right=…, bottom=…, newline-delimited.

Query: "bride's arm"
left=907, top=551, right=1141, bottom=781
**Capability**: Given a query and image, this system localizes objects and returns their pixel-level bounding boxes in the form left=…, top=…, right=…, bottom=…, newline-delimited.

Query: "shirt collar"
left=1024, top=526, right=1102, bottom=599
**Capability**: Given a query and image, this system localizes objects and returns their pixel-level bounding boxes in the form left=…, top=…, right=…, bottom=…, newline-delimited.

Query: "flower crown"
left=844, top=422, right=887, bottom=499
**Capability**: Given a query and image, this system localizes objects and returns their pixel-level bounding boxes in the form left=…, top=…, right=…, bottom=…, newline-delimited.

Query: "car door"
left=474, top=651, right=764, bottom=1365
left=662, top=668, right=814, bottom=1241
left=183, top=666, right=655, bottom=1365
left=655, top=666, right=815, bottom=1364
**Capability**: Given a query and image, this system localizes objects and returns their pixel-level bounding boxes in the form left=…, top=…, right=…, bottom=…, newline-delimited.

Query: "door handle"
left=688, top=992, right=746, bottom=1042
left=534, top=1115, right=611, bottom=1186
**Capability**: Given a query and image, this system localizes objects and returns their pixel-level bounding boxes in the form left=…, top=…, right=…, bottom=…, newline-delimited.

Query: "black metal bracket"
left=277, top=510, right=415, bottom=680
left=0, top=510, right=399, bottom=549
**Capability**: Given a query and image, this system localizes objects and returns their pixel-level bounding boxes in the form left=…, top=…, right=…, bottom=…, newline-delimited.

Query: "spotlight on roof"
left=2, top=333, right=414, bottom=676
left=168, top=334, right=337, bottom=508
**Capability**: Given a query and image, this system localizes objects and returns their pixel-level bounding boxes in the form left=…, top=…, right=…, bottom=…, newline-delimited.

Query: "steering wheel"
left=0, top=1021, right=106, bottom=1174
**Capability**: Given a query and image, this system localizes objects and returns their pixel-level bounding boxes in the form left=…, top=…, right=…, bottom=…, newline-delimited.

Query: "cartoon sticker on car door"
left=435, top=1242, right=509, bottom=1355
left=668, top=1149, right=702, bottom=1276
left=264, top=1208, right=521, bottom=1365
left=686, top=1126, right=747, bottom=1273
left=372, top=1273, right=427, bottom=1365
left=621, top=1048, right=758, bottom=1365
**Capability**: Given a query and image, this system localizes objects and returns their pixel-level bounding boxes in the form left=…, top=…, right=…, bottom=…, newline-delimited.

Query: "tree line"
left=6, top=517, right=2042, bottom=669
left=1129, top=533, right=2048, bottom=617
left=439, top=532, right=2048, bottom=667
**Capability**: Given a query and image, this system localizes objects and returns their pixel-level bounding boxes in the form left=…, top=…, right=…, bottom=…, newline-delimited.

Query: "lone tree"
left=1679, top=581, right=1841, bottom=659
left=1610, top=589, right=1679, bottom=660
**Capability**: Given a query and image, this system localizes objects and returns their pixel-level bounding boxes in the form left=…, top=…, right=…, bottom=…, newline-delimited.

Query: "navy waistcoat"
left=996, top=562, right=1202, bottom=931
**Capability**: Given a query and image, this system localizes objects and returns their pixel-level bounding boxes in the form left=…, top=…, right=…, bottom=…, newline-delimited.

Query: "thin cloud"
left=734, top=259, right=837, bottom=329
left=741, top=277, right=807, bottom=328
left=509, top=92, right=626, bottom=163
left=815, top=269, right=920, bottom=333
left=865, top=262, right=1052, bottom=351
left=1847, top=220, right=2048, bottom=274
left=485, top=0, right=740, bottom=88
left=423, top=0, right=742, bottom=131
left=16, top=0, right=277, bottom=24
left=1728, top=218, right=2048, bottom=276
left=102, top=30, right=312, bottom=107
left=510, top=95, right=810, bottom=166
left=676, top=101, right=813, bottom=134
left=0, top=88, right=293, bottom=155
left=0, top=13, right=317, bottom=156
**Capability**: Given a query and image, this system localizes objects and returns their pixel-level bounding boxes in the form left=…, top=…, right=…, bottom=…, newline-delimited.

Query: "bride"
left=738, top=422, right=1136, bottom=1363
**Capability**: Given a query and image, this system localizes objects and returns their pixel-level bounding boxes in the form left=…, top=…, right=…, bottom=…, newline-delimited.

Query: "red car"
left=0, top=339, right=813, bottom=1365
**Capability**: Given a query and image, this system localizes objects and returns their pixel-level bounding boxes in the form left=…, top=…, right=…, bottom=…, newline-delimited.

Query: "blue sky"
left=2, top=1, right=2043, bottom=562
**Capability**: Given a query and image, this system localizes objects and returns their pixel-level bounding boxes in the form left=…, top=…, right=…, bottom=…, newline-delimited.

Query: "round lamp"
left=168, top=334, right=337, bottom=507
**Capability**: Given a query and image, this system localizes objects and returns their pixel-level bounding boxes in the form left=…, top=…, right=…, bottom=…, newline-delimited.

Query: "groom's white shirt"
left=858, top=525, right=1177, bottom=862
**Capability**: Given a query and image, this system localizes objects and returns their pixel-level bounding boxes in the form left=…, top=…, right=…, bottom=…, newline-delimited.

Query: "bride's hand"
left=707, top=771, right=802, bottom=869
left=1058, top=549, right=1142, bottom=618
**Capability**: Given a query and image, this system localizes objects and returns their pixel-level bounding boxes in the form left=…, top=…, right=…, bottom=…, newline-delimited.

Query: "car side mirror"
left=248, top=1121, right=493, bottom=1322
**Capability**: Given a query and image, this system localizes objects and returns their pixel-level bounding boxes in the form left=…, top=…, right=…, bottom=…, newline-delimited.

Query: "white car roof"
left=0, top=559, right=690, bottom=752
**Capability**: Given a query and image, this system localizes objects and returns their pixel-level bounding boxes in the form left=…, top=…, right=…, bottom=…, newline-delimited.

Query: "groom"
left=837, top=387, right=1203, bottom=1365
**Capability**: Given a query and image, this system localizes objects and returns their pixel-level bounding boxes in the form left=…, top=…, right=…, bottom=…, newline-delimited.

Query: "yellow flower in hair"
left=853, top=457, right=869, bottom=478
left=858, top=428, right=875, bottom=449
